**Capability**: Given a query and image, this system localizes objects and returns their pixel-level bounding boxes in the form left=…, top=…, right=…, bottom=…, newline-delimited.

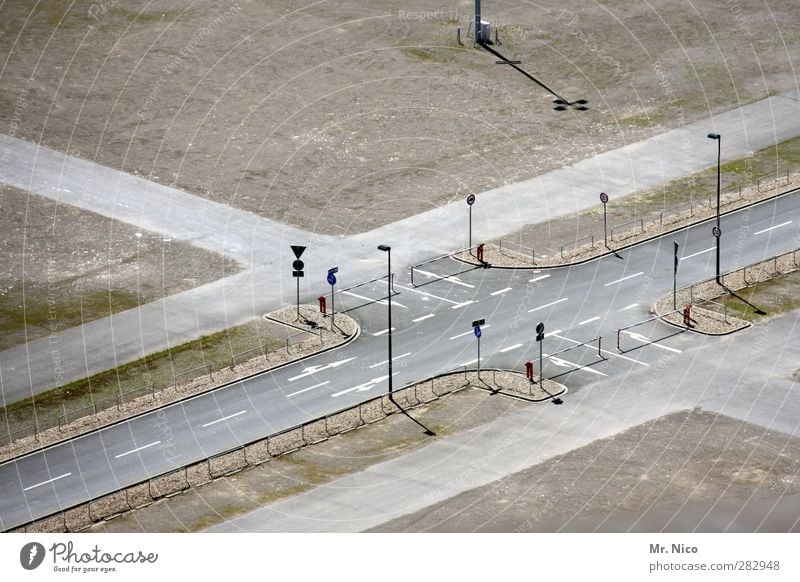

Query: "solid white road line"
left=451, top=300, right=476, bottom=309
left=499, top=343, right=523, bottom=353
left=201, top=410, right=247, bottom=428
left=372, top=328, right=396, bottom=336
left=681, top=247, right=714, bottom=260
left=578, top=316, right=600, bottom=325
left=287, top=381, right=330, bottom=398
left=754, top=220, right=792, bottom=236
left=529, top=274, right=551, bottom=283
left=24, top=472, right=72, bottom=491
left=604, top=271, right=643, bottom=286
left=342, top=291, right=408, bottom=309
left=490, top=287, right=513, bottom=296
left=619, top=303, right=639, bottom=311
left=528, top=297, right=568, bottom=313
left=412, top=313, right=435, bottom=322
left=369, top=352, right=412, bottom=368
left=414, top=268, right=476, bottom=288
left=394, top=284, right=459, bottom=305
left=450, top=325, right=491, bottom=340
left=114, top=441, right=161, bottom=459
left=622, top=331, right=682, bottom=353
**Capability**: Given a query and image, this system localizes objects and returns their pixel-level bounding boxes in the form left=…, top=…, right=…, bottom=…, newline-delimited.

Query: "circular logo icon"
left=466, top=194, right=476, bottom=206
left=20, top=542, right=46, bottom=570
left=712, top=226, right=721, bottom=238
left=327, top=273, right=336, bottom=286
left=599, top=192, right=609, bottom=204
left=473, top=326, right=481, bottom=338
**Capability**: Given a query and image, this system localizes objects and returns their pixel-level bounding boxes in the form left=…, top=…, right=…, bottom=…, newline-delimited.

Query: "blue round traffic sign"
left=474, top=326, right=482, bottom=338
left=327, top=273, right=337, bottom=286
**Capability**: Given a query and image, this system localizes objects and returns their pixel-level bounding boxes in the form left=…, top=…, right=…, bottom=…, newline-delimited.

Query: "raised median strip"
left=8, top=369, right=564, bottom=533
left=456, top=170, right=800, bottom=270
left=0, top=305, right=358, bottom=464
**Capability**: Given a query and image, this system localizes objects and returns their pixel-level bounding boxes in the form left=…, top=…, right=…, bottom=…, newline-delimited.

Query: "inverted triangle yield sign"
left=290, top=245, right=306, bottom=259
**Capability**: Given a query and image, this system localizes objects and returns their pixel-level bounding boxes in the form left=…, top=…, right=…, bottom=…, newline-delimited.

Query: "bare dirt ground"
left=372, top=409, right=800, bottom=532
left=1, top=0, right=798, bottom=238
left=0, top=184, right=239, bottom=350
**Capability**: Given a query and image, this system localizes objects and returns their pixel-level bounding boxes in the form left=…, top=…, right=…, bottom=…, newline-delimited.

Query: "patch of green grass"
left=0, top=320, right=284, bottom=438
left=710, top=270, right=800, bottom=322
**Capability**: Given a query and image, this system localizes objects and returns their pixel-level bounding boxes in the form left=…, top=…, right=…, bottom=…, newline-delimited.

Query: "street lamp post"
left=378, top=244, right=393, bottom=395
left=708, top=132, right=721, bottom=284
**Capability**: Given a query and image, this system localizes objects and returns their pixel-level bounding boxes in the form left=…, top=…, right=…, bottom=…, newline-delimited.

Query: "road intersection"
left=2, top=189, right=799, bottom=530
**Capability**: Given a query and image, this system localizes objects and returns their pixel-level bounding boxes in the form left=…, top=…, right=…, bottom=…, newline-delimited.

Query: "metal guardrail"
left=172, top=364, right=212, bottom=390
left=117, top=383, right=155, bottom=408
left=616, top=309, right=683, bottom=351
left=560, top=235, right=593, bottom=258
left=545, top=336, right=604, bottom=360
left=0, top=424, right=38, bottom=447
left=495, top=239, right=536, bottom=264
left=758, top=169, right=790, bottom=192
left=660, top=202, right=693, bottom=225
left=610, top=218, right=643, bottom=241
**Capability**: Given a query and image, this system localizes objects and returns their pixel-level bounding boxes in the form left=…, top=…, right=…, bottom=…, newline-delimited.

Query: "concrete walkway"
left=1, top=91, right=799, bottom=401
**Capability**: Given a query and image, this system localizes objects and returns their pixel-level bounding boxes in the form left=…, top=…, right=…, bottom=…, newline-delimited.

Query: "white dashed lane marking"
left=499, top=343, right=523, bottom=353
left=604, top=272, right=643, bottom=286
left=450, top=325, right=491, bottom=340
left=114, top=441, right=161, bottom=459
left=754, top=221, right=792, bottom=235
left=619, top=303, right=639, bottom=311
left=529, top=274, right=551, bottom=283
left=490, top=287, right=513, bottom=296
left=369, top=352, right=412, bottom=368
left=528, top=298, right=568, bottom=313
left=578, top=316, right=600, bottom=325
left=287, top=381, right=329, bottom=398
left=412, top=314, right=435, bottom=322
left=201, top=410, right=247, bottom=428
left=24, top=473, right=72, bottom=491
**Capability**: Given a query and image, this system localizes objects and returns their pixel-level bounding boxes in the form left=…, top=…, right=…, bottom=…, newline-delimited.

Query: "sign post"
left=536, top=322, right=545, bottom=384
left=673, top=241, right=679, bottom=310
left=467, top=194, right=476, bottom=250
left=472, top=318, right=485, bottom=379
left=600, top=192, right=609, bottom=248
left=327, top=267, right=338, bottom=330
left=291, top=245, right=306, bottom=321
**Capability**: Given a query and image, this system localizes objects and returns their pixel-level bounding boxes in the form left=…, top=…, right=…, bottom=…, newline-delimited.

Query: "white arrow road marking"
left=604, top=272, right=643, bottom=286
left=754, top=220, right=792, bottom=235
left=578, top=316, right=600, bottom=325
left=499, top=343, right=523, bottom=353
left=622, top=331, right=682, bottom=353
left=450, top=325, right=491, bottom=340
left=342, top=291, right=408, bottom=309
left=24, top=472, right=72, bottom=491
left=331, top=374, right=394, bottom=398
left=545, top=355, right=608, bottom=376
left=528, top=298, right=568, bottom=313
left=414, top=268, right=476, bottom=288
left=287, top=381, right=330, bottom=398
left=115, top=441, right=161, bottom=459
left=201, top=410, right=247, bottom=428
left=288, top=357, right=358, bottom=381
left=529, top=274, right=551, bottom=283
left=369, top=352, right=412, bottom=368
left=412, top=313, right=435, bottom=322
left=490, top=287, right=513, bottom=296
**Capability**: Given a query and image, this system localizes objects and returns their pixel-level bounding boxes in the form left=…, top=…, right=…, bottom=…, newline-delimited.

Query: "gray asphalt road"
left=2, top=191, right=799, bottom=531
left=1, top=92, right=799, bottom=400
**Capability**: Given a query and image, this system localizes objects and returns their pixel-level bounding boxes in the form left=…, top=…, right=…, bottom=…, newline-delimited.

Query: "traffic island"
left=0, top=305, right=359, bottom=464
left=465, top=369, right=566, bottom=402
left=653, top=248, right=800, bottom=335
